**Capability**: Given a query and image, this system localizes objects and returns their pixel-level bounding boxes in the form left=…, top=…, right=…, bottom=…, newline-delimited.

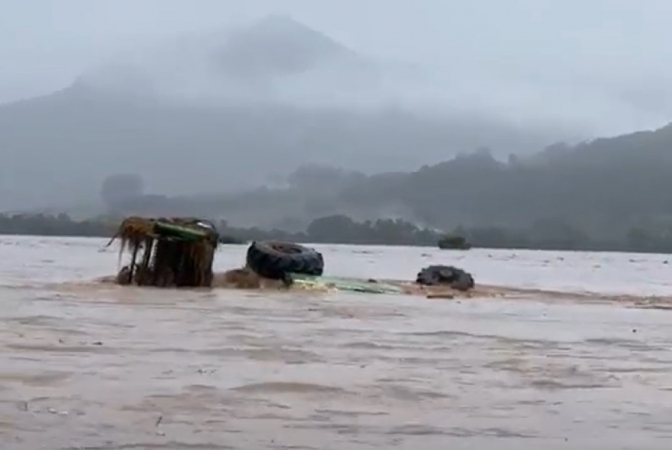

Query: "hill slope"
left=0, top=16, right=564, bottom=211
left=98, top=121, right=672, bottom=244
left=335, top=124, right=672, bottom=235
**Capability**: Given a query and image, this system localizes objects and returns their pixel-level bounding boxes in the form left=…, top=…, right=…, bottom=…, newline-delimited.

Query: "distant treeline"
left=2, top=212, right=672, bottom=254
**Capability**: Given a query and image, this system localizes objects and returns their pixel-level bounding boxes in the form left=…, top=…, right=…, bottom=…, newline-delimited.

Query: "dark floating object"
left=416, top=265, right=475, bottom=291
left=438, top=235, right=472, bottom=250
left=246, top=240, right=324, bottom=280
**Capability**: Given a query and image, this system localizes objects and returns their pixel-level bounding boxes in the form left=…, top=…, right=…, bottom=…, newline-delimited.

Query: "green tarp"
left=288, top=273, right=404, bottom=294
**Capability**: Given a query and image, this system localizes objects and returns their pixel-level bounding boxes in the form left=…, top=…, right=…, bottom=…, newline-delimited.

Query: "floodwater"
left=1, top=236, right=672, bottom=449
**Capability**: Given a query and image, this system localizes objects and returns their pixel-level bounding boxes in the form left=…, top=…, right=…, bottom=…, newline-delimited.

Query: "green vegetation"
left=2, top=213, right=672, bottom=253
left=0, top=213, right=117, bottom=237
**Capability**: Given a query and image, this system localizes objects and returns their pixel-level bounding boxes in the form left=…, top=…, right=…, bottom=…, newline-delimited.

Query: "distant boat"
left=437, top=235, right=472, bottom=250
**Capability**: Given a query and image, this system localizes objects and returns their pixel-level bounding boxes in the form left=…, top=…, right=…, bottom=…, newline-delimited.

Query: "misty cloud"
left=2, top=0, right=672, bottom=134
left=2, top=0, right=672, bottom=214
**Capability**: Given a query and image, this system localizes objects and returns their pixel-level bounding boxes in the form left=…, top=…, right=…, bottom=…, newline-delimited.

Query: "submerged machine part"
left=108, top=216, right=220, bottom=288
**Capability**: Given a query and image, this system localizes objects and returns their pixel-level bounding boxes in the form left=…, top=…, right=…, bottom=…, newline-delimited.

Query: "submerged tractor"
left=106, top=216, right=474, bottom=294
left=107, top=216, right=325, bottom=289
left=108, top=216, right=220, bottom=288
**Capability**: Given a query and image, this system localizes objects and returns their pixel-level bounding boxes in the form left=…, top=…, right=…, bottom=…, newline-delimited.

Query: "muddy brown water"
left=2, top=236, right=672, bottom=449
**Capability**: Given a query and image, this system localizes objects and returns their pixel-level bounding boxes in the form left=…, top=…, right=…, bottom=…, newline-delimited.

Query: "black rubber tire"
left=246, top=241, right=324, bottom=280
left=416, top=265, right=475, bottom=291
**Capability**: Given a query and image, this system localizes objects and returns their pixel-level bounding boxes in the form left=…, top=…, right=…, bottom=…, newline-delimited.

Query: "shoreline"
left=1, top=233, right=671, bottom=257
left=1, top=214, right=670, bottom=255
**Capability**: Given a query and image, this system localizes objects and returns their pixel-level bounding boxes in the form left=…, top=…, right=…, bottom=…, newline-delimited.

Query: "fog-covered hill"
left=0, top=15, right=567, bottom=211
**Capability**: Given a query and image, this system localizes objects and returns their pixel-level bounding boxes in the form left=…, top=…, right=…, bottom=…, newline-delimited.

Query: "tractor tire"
left=416, top=265, right=475, bottom=291
left=246, top=241, right=324, bottom=280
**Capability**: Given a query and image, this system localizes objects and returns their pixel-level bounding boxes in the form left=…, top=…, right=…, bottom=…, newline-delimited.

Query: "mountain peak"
left=249, top=14, right=318, bottom=34
left=241, top=14, right=341, bottom=50
left=216, top=15, right=354, bottom=78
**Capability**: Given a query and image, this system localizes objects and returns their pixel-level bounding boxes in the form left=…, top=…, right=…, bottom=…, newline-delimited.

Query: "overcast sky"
left=2, top=0, right=672, bottom=134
